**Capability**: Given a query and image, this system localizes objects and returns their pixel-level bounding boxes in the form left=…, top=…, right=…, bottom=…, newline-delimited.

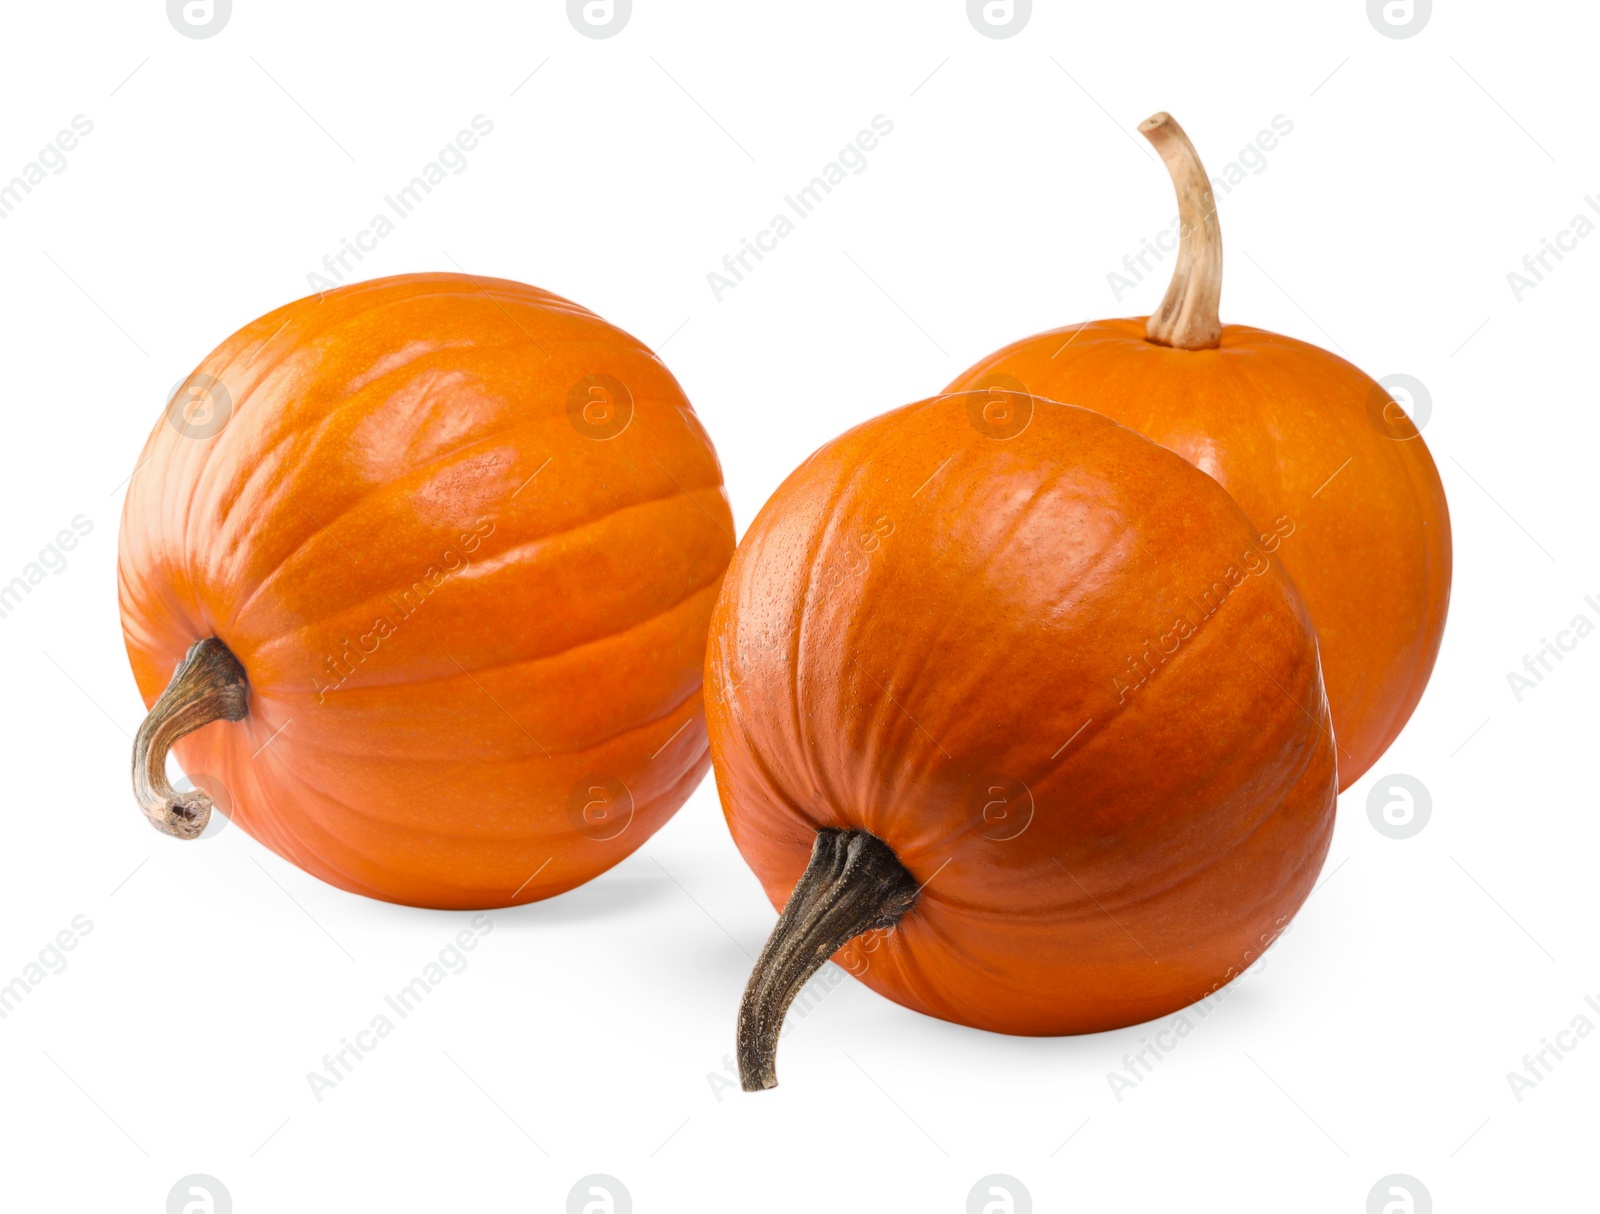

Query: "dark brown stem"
left=131, top=638, right=248, bottom=839
left=737, top=829, right=919, bottom=1091
left=1140, top=112, right=1223, bottom=350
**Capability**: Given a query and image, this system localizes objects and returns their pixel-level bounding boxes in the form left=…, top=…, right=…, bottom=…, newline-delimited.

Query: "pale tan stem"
left=131, top=638, right=248, bottom=839
left=1140, top=112, right=1223, bottom=350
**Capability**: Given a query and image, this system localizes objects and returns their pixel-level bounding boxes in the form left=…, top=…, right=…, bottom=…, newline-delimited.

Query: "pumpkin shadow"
left=851, top=990, right=1211, bottom=1065
left=492, top=865, right=675, bottom=927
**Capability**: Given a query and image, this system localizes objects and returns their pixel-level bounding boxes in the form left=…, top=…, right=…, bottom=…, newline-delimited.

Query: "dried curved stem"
left=131, top=638, right=248, bottom=839
left=737, top=830, right=919, bottom=1091
left=1140, top=112, right=1223, bottom=350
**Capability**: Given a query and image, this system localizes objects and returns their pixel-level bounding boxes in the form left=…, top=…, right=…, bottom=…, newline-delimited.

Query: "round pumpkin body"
left=947, top=319, right=1450, bottom=789
left=706, top=393, right=1337, bottom=1036
left=119, top=272, right=734, bottom=909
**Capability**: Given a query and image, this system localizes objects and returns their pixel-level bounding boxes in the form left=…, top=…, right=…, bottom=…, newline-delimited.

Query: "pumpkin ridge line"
left=238, top=413, right=717, bottom=626
left=236, top=479, right=724, bottom=644
left=200, top=299, right=666, bottom=566
left=219, top=365, right=712, bottom=621
left=265, top=607, right=716, bottom=761
left=235, top=739, right=710, bottom=907
left=255, top=562, right=723, bottom=699
left=787, top=416, right=908, bottom=820
left=244, top=683, right=703, bottom=804
left=866, top=455, right=1073, bottom=793
left=223, top=410, right=547, bottom=623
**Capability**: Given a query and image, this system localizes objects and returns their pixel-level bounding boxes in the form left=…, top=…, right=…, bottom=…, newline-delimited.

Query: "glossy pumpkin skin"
left=947, top=319, right=1450, bottom=790
left=120, top=273, right=734, bottom=909
left=705, top=393, right=1337, bottom=1035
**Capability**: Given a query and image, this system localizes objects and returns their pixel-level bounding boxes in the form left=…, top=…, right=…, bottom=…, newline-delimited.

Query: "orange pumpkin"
left=121, top=272, right=734, bottom=909
left=706, top=391, right=1337, bottom=1089
left=946, top=113, right=1450, bottom=789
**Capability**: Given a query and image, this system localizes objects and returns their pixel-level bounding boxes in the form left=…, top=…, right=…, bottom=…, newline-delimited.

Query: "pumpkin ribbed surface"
left=120, top=272, right=734, bottom=908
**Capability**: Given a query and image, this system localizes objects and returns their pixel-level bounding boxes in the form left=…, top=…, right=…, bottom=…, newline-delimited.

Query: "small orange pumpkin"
left=706, top=391, right=1337, bottom=1089
left=121, top=272, right=734, bottom=909
left=946, top=113, right=1450, bottom=789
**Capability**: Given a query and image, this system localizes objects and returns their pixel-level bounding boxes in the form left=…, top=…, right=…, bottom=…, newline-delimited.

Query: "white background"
left=0, top=1, right=1592, bottom=1210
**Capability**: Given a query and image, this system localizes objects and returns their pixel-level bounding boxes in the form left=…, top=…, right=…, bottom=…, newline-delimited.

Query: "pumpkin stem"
left=737, top=829, right=919, bottom=1091
left=131, top=638, right=248, bottom=839
left=1140, top=112, right=1223, bottom=351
